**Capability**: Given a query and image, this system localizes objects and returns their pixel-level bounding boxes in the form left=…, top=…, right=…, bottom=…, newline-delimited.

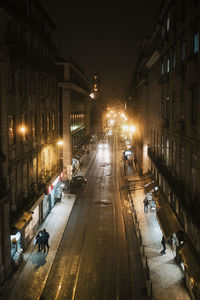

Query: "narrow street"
left=1, top=132, right=147, bottom=300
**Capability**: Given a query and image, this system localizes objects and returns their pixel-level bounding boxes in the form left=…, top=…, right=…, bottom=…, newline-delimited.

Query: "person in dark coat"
left=36, top=231, right=43, bottom=252
left=134, top=156, right=137, bottom=167
left=143, top=197, right=149, bottom=212
left=42, top=228, right=50, bottom=253
left=160, top=236, right=166, bottom=254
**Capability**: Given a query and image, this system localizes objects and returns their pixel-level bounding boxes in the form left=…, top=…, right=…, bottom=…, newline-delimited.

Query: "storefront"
left=155, top=192, right=184, bottom=257
left=10, top=231, right=23, bottom=267
left=11, top=211, right=32, bottom=266
left=47, top=173, right=63, bottom=207
left=179, top=242, right=200, bottom=300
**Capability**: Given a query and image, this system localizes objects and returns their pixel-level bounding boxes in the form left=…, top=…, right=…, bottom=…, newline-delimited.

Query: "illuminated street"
left=1, top=132, right=147, bottom=300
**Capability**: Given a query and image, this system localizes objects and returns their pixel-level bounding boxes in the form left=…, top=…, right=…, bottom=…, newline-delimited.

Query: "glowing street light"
left=130, top=125, right=136, bottom=133
left=57, top=140, right=64, bottom=146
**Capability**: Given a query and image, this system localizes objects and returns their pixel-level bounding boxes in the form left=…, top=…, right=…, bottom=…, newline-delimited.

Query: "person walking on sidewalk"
left=160, top=236, right=166, bottom=254
left=134, top=156, right=137, bottom=167
left=143, top=197, right=149, bottom=212
left=36, top=231, right=43, bottom=252
left=42, top=229, right=50, bottom=253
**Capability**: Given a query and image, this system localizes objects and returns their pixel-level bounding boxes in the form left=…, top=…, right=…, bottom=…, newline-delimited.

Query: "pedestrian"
left=134, top=156, right=137, bottom=166
left=143, top=197, right=149, bottom=212
left=160, top=236, right=166, bottom=254
left=36, top=231, right=43, bottom=252
left=42, top=228, right=50, bottom=253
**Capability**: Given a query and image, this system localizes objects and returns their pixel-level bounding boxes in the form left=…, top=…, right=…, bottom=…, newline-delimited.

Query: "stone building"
left=0, top=0, right=61, bottom=282
left=128, top=1, right=200, bottom=299
left=56, top=57, right=91, bottom=179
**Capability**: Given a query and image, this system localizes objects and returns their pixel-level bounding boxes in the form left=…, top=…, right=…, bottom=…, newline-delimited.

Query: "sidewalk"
left=1, top=192, right=76, bottom=300
left=125, top=164, right=191, bottom=300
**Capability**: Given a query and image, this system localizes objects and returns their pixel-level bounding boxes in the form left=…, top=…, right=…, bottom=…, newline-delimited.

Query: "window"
left=32, top=113, right=37, bottom=138
left=161, top=62, right=165, bottom=75
left=172, top=141, right=176, bottom=169
left=166, top=14, right=170, bottom=31
left=167, top=58, right=170, bottom=72
left=181, top=40, right=186, bottom=61
left=161, top=134, right=164, bottom=158
left=166, top=138, right=169, bottom=166
left=52, top=111, right=55, bottom=130
left=191, top=86, right=198, bottom=124
left=172, top=47, right=176, bottom=69
left=172, top=91, right=176, bottom=120
left=191, top=153, right=197, bottom=194
left=8, top=115, right=16, bottom=145
left=180, top=147, right=186, bottom=181
left=194, top=32, right=199, bottom=54
left=21, top=114, right=27, bottom=142
left=41, top=113, right=45, bottom=135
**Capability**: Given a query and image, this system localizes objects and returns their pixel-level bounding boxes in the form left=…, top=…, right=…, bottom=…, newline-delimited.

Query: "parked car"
left=69, top=176, right=87, bottom=188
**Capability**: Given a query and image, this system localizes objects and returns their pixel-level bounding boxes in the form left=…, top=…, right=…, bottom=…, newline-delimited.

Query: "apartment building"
left=56, top=56, right=91, bottom=178
left=128, top=1, right=200, bottom=298
left=0, top=0, right=61, bottom=282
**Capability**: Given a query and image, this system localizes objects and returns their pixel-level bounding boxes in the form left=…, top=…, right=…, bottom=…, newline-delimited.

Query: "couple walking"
left=36, top=229, right=50, bottom=253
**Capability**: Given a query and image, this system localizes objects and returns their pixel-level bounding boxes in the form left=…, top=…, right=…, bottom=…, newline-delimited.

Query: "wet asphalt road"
left=40, top=132, right=147, bottom=300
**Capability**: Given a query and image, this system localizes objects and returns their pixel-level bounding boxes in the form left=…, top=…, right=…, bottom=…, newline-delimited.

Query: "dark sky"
left=40, top=0, right=162, bottom=101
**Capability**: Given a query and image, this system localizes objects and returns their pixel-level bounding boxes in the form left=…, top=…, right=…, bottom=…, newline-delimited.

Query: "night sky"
left=40, top=0, right=162, bottom=101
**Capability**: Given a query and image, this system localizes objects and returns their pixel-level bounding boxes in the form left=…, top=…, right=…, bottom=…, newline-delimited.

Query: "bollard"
left=139, top=232, right=142, bottom=246
left=150, top=281, right=153, bottom=297
left=142, top=245, right=145, bottom=256
left=146, top=266, right=149, bottom=280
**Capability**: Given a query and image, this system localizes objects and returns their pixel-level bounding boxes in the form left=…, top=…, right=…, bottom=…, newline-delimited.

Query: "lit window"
left=161, top=62, right=164, bottom=74
left=194, top=33, right=199, bottom=54
left=166, top=138, right=169, bottom=166
left=8, top=115, right=16, bottom=145
left=172, top=47, right=176, bottom=68
left=52, top=111, right=55, bottom=130
left=21, top=114, right=27, bottom=142
left=166, top=14, right=170, bottom=31
left=167, top=59, right=170, bottom=72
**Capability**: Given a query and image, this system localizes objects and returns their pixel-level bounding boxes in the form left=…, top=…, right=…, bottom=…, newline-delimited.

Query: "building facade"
left=0, top=0, right=61, bottom=282
left=128, top=1, right=200, bottom=299
left=56, top=57, right=91, bottom=179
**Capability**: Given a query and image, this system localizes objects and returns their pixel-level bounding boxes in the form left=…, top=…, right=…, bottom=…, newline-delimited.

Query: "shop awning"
left=141, top=171, right=152, bottom=178
left=156, top=203, right=183, bottom=239
left=143, top=176, right=154, bottom=185
left=14, top=211, right=32, bottom=231
left=145, top=181, right=157, bottom=193
left=179, top=242, right=200, bottom=282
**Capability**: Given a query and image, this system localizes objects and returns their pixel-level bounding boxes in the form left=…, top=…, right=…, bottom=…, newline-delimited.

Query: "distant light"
left=20, top=126, right=26, bottom=133
left=130, top=125, right=136, bottom=133
left=107, top=113, right=110, bottom=117
left=57, top=140, right=64, bottom=146
left=89, top=93, right=95, bottom=99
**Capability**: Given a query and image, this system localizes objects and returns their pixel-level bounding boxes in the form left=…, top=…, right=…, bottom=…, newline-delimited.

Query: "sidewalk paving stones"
left=125, top=164, right=191, bottom=300
left=1, top=193, right=76, bottom=300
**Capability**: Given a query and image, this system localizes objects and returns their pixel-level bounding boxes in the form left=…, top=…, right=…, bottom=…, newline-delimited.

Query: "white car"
left=98, top=141, right=109, bottom=149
